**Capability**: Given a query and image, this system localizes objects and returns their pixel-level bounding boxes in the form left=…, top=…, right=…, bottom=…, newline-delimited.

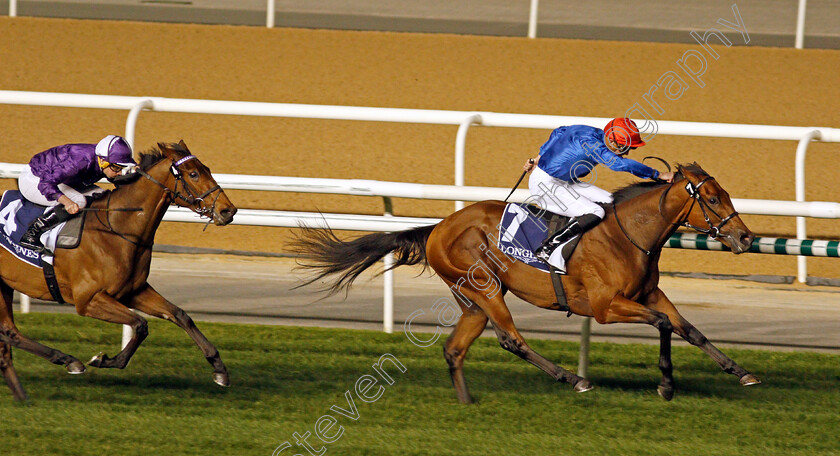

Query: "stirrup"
left=19, top=235, right=45, bottom=252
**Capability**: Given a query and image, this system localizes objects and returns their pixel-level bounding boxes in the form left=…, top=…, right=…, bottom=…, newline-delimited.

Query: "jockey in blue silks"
left=18, top=135, right=137, bottom=252
left=522, top=118, right=674, bottom=273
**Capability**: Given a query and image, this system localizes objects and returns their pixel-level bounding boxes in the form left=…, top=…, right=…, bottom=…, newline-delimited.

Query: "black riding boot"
left=19, top=206, right=73, bottom=252
left=534, top=213, right=602, bottom=265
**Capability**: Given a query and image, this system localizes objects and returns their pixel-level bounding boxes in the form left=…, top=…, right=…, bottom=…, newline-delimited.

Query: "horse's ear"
left=178, top=139, right=189, bottom=151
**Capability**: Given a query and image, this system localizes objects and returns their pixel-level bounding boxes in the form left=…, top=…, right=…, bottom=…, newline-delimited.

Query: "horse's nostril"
left=741, top=233, right=753, bottom=246
left=218, top=207, right=236, bottom=222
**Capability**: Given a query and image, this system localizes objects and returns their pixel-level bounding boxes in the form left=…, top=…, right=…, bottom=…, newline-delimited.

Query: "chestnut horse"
left=0, top=141, right=236, bottom=401
left=294, top=164, right=760, bottom=402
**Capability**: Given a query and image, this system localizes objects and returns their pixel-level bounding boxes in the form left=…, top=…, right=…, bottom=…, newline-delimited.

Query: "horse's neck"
left=105, top=163, right=172, bottom=243
left=613, top=184, right=688, bottom=253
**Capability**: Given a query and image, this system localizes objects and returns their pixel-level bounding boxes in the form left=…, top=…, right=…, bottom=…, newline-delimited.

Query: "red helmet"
left=604, top=118, right=646, bottom=148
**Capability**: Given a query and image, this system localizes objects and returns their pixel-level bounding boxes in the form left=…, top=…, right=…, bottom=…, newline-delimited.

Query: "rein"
left=615, top=175, right=739, bottom=256
left=93, top=191, right=153, bottom=248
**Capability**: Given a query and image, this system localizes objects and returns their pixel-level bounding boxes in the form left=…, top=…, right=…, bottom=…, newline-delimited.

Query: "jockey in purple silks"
left=18, top=135, right=137, bottom=252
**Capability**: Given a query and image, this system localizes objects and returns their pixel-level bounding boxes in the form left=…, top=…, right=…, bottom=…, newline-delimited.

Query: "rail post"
left=577, top=317, right=591, bottom=378
left=122, top=98, right=154, bottom=349
left=20, top=292, right=30, bottom=313
left=383, top=197, right=394, bottom=333
left=795, top=0, right=808, bottom=49
left=795, top=129, right=822, bottom=282
left=125, top=99, right=154, bottom=150
left=266, top=0, right=275, bottom=28
left=528, top=0, right=539, bottom=38
left=455, top=114, right=482, bottom=211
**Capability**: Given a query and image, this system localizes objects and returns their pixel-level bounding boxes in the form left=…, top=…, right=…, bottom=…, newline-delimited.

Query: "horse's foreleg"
left=647, top=288, right=760, bottom=386
left=443, top=301, right=488, bottom=404
left=77, top=292, right=148, bottom=369
left=601, top=293, right=676, bottom=400
left=127, top=284, right=229, bottom=387
left=0, top=342, right=27, bottom=401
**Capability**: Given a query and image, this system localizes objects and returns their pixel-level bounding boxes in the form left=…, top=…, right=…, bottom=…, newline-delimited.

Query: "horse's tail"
left=291, top=224, right=437, bottom=296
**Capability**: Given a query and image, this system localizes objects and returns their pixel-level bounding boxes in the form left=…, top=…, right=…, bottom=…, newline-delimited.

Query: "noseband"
left=137, top=154, right=223, bottom=221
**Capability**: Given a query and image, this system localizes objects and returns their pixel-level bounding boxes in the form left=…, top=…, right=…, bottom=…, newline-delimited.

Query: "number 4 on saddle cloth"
left=0, top=190, right=85, bottom=268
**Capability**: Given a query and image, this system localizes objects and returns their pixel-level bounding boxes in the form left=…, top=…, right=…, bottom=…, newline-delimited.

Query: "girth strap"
left=547, top=215, right=572, bottom=316
left=42, top=260, right=65, bottom=304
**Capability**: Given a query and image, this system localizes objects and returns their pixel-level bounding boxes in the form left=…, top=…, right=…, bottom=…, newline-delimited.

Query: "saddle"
left=497, top=203, right=576, bottom=314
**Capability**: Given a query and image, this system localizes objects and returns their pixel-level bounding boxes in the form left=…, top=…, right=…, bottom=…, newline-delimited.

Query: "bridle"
left=136, top=154, right=223, bottom=220
left=672, top=177, right=739, bottom=239
left=96, top=154, right=224, bottom=247
left=615, top=174, right=739, bottom=256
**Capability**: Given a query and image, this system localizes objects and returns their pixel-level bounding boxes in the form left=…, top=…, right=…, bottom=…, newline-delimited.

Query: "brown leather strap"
left=42, top=260, right=65, bottom=304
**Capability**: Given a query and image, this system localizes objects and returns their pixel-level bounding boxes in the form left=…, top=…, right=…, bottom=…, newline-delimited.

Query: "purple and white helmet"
left=95, top=135, right=136, bottom=167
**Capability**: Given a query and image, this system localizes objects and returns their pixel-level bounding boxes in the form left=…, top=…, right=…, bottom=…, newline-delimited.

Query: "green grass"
left=3, top=313, right=839, bottom=456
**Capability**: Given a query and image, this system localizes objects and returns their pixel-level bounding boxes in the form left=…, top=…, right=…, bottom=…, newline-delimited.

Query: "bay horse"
left=0, top=141, right=236, bottom=401
left=293, top=163, right=760, bottom=402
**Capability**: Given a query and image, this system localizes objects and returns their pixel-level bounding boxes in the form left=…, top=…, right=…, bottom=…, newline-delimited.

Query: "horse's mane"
left=610, top=163, right=709, bottom=204
left=137, top=143, right=188, bottom=171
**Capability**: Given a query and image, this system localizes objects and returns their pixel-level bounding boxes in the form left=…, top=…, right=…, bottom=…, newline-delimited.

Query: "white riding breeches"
left=527, top=166, right=612, bottom=218
left=18, top=165, right=104, bottom=208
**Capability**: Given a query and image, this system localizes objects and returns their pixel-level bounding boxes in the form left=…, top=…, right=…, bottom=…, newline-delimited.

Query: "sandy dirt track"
left=1, top=17, right=839, bottom=278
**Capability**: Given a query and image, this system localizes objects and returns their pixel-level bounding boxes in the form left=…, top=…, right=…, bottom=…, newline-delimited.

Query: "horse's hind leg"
left=0, top=341, right=27, bottom=401
left=77, top=292, right=149, bottom=369
left=0, top=282, right=85, bottom=375
left=646, top=288, right=760, bottom=386
left=127, top=284, right=229, bottom=387
left=443, top=301, right=488, bottom=404
left=461, top=288, right=591, bottom=393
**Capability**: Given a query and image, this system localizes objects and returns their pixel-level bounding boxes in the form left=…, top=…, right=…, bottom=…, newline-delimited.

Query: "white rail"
left=1, top=89, right=839, bottom=282
left=3, top=164, right=840, bottom=219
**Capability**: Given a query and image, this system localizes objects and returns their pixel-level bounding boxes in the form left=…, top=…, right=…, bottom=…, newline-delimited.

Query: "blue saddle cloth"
left=497, top=203, right=569, bottom=273
left=0, top=191, right=48, bottom=267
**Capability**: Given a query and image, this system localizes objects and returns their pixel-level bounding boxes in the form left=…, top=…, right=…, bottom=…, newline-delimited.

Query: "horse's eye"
left=189, top=171, right=199, bottom=179
left=709, top=196, right=719, bottom=205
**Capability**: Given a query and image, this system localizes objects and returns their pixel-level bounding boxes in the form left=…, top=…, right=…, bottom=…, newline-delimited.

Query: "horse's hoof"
left=66, top=361, right=86, bottom=375
left=657, top=385, right=675, bottom=401
left=740, top=374, right=761, bottom=386
left=574, top=379, right=594, bottom=393
left=213, top=372, right=230, bottom=388
left=88, top=352, right=107, bottom=368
